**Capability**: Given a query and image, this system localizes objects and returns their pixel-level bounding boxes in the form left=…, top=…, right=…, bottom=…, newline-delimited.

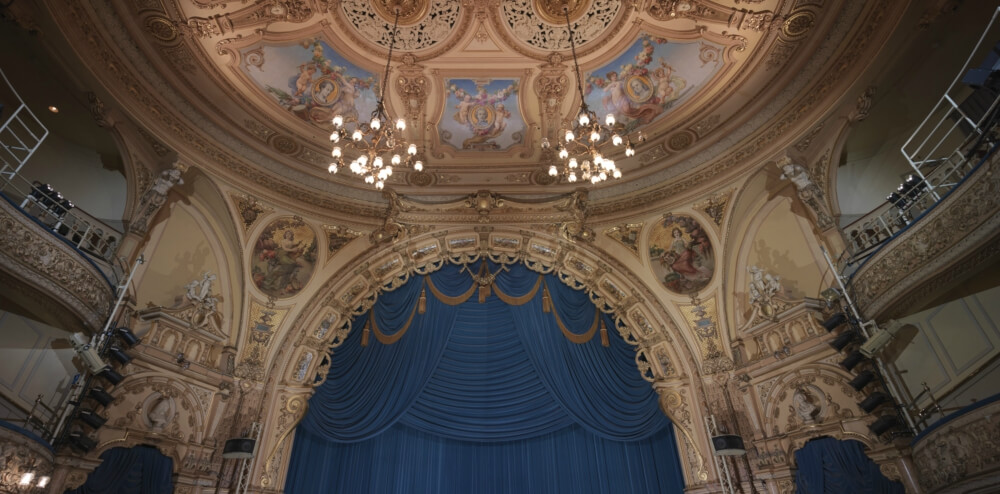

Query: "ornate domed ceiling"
left=42, top=0, right=882, bottom=211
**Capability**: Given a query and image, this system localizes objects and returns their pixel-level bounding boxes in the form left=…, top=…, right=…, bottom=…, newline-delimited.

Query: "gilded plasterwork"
left=235, top=300, right=290, bottom=382
left=678, top=297, right=732, bottom=373
left=230, top=193, right=272, bottom=233
left=604, top=222, right=643, bottom=257
left=322, top=224, right=363, bottom=259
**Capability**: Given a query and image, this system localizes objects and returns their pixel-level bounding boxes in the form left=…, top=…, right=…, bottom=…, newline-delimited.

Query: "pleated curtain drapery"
left=287, top=262, right=685, bottom=494
left=64, top=445, right=173, bottom=494
left=794, top=437, right=905, bottom=493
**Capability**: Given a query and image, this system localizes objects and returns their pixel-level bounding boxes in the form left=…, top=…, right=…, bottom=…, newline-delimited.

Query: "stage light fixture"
left=88, top=388, right=114, bottom=407
left=839, top=350, right=865, bottom=371
left=108, top=346, right=132, bottom=365
left=99, top=368, right=124, bottom=386
left=77, top=409, right=107, bottom=429
left=858, top=392, right=889, bottom=413
left=869, top=415, right=901, bottom=436
left=68, top=432, right=96, bottom=452
left=222, top=438, right=257, bottom=459
left=116, top=327, right=140, bottom=347
left=829, top=329, right=858, bottom=351
left=849, top=370, right=876, bottom=391
left=821, top=312, right=847, bottom=332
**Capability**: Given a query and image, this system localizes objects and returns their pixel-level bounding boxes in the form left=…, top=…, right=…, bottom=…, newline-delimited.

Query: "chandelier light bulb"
left=373, top=156, right=384, bottom=168
left=37, top=476, right=49, bottom=488
left=332, top=146, right=342, bottom=158
left=352, top=130, right=363, bottom=141
left=593, top=154, right=603, bottom=166
left=604, top=159, right=615, bottom=171
left=350, top=161, right=361, bottom=173
left=591, top=175, right=600, bottom=184
left=370, top=117, right=381, bottom=130
left=578, top=112, right=590, bottom=126
left=612, top=134, right=623, bottom=146
left=568, top=158, right=578, bottom=169
left=599, top=171, right=607, bottom=181
left=391, top=154, right=401, bottom=165
left=396, top=118, right=406, bottom=130
left=407, top=143, right=418, bottom=155
left=330, top=131, right=340, bottom=143
left=558, top=148, right=569, bottom=159
left=565, top=130, right=574, bottom=142
left=605, top=113, right=615, bottom=126
left=377, top=169, right=388, bottom=180
left=613, top=168, right=622, bottom=179
left=590, top=131, right=600, bottom=142
left=332, top=115, right=344, bottom=127
left=625, top=145, right=635, bottom=157
left=358, top=155, right=368, bottom=165
left=548, top=165, right=558, bottom=176
left=541, top=137, right=551, bottom=149
left=328, top=163, right=338, bottom=173
left=386, top=166, right=393, bottom=176
left=19, top=473, right=34, bottom=486
left=568, top=172, right=577, bottom=182
left=414, top=160, right=424, bottom=171
left=376, top=180, right=385, bottom=190
left=365, top=175, right=375, bottom=184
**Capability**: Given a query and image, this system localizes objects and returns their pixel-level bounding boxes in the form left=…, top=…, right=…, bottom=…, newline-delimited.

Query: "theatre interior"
left=1, top=0, right=1000, bottom=492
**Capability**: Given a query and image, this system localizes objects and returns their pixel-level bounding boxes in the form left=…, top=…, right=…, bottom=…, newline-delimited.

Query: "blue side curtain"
left=288, top=262, right=685, bottom=493
left=65, top=445, right=173, bottom=494
left=794, top=437, right=904, bottom=494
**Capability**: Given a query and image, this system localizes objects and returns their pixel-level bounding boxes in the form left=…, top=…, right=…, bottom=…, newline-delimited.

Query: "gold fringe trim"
left=493, top=275, right=543, bottom=306
left=426, top=276, right=478, bottom=306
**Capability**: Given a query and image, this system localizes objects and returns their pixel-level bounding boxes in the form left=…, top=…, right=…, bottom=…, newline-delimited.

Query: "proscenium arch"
left=260, top=226, right=711, bottom=486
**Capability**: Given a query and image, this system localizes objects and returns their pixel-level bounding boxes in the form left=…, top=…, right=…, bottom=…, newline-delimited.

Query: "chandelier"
left=328, top=6, right=422, bottom=190
left=540, top=4, right=645, bottom=184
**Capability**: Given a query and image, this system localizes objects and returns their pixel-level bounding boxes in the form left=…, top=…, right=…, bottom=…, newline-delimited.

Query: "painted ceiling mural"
left=649, top=213, right=714, bottom=295
left=440, top=79, right=525, bottom=151
left=251, top=217, right=318, bottom=298
left=584, top=34, right=724, bottom=131
left=241, top=40, right=379, bottom=125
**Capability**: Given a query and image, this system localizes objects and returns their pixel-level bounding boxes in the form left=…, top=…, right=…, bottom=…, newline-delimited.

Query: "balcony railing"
left=841, top=7, right=1000, bottom=269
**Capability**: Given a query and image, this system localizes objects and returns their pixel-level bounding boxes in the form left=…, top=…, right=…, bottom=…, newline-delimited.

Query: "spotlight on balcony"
left=116, top=327, right=140, bottom=347
left=858, top=392, right=889, bottom=413
left=869, top=415, right=901, bottom=436
left=821, top=312, right=848, bottom=332
left=98, top=368, right=124, bottom=386
left=839, top=350, right=865, bottom=371
left=108, top=346, right=132, bottom=366
left=849, top=370, right=876, bottom=391
left=829, top=329, right=858, bottom=352
left=88, top=388, right=114, bottom=408
left=77, top=409, right=107, bottom=429
left=68, top=432, right=97, bottom=452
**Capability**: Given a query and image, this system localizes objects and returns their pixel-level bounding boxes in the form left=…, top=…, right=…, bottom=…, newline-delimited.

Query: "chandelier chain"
left=564, top=7, right=585, bottom=107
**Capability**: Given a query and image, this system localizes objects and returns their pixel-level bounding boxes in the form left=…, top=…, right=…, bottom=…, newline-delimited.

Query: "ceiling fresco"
left=58, top=0, right=865, bottom=205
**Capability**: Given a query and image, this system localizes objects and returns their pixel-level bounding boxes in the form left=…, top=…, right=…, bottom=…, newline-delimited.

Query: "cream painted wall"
left=888, top=284, right=1000, bottom=425
left=0, top=310, right=78, bottom=430
left=136, top=204, right=222, bottom=309
left=21, top=133, right=127, bottom=225
left=746, top=198, right=824, bottom=300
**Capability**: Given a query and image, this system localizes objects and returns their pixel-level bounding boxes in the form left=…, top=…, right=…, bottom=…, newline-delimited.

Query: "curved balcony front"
left=0, top=194, right=113, bottom=330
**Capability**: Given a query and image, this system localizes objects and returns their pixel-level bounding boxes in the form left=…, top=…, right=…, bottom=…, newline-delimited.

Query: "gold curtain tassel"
left=479, top=284, right=491, bottom=303
left=542, top=285, right=551, bottom=313
left=361, top=314, right=375, bottom=346
left=418, top=287, right=427, bottom=314
left=600, top=318, right=609, bottom=347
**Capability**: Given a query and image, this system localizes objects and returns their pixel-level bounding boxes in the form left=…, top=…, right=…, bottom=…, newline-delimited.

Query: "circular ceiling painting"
left=251, top=217, right=318, bottom=298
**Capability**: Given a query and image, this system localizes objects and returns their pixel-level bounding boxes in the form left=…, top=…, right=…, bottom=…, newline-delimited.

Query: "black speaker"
left=78, top=409, right=107, bottom=429
left=116, top=327, right=140, bottom=347
left=869, top=415, right=901, bottom=436
left=99, top=368, right=124, bottom=386
left=710, top=435, right=746, bottom=456
left=88, top=388, right=114, bottom=407
left=839, top=350, right=865, bottom=371
left=222, top=438, right=256, bottom=459
left=821, top=312, right=848, bottom=332
left=68, top=432, right=97, bottom=452
left=849, top=370, right=876, bottom=391
left=858, top=392, right=889, bottom=413
left=829, top=330, right=858, bottom=352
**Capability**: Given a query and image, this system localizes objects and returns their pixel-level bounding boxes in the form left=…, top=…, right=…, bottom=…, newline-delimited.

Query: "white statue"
left=777, top=156, right=834, bottom=229
left=147, top=397, right=172, bottom=429
left=793, top=388, right=819, bottom=423
left=131, top=164, right=185, bottom=233
left=748, top=265, right=782, bottom=308
left=185, top=272, right=217, bottom=307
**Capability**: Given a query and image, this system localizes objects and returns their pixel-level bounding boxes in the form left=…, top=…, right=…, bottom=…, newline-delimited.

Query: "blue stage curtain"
left=65, top=445, right=173, bottom=494
left=289, top=261, right=684, bottom=493
left=794, top=437, right=904, bottom=493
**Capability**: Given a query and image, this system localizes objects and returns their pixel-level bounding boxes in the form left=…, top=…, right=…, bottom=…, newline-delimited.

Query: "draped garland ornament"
left=361, top=262, right=610, bottom=347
